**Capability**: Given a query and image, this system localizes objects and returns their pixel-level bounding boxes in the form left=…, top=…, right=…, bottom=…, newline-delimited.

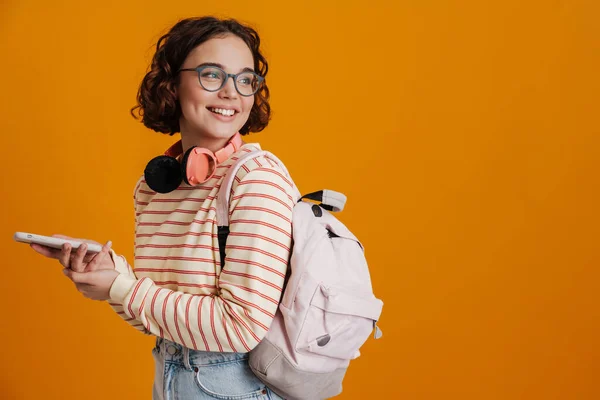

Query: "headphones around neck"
left=144, top=132, right=243, bottom=194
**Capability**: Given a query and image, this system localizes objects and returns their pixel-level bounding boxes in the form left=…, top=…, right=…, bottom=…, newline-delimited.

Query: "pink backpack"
left=217, top=150, right=384, bottom=400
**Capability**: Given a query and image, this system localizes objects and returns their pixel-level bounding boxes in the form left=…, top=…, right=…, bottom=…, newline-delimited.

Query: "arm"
left=106, top=177, right=151, bottom=334
left=107, top=250, right=150, bottom=335
left=108, top=163, right=294, bottom=351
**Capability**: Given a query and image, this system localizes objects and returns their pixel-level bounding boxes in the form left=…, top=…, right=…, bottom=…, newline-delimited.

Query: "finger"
left=58, top=243, right=72, bottom=269
left=86, top=240, right=112, bottom=272
left=82, top=253, right=96, bottom=264
left=63, top=268, right=89, bottom=284
left=70, top=243, right=88, bottom=272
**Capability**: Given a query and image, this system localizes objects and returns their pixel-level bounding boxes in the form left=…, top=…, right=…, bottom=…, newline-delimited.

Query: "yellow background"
left=1, top=0, right=598, bottom=398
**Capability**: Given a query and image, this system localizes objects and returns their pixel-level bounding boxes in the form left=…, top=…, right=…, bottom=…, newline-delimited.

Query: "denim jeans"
left=152, top=337, right=284, bottom=400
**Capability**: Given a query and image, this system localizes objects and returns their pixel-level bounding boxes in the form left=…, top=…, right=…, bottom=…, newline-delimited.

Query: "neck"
left=179, top=122, right=237, bottom=154
left=181, top=134, right=231, bottom=155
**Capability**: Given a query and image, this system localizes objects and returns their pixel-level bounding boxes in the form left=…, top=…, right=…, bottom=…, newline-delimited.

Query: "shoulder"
left=228, top=143, right=296, bottom=200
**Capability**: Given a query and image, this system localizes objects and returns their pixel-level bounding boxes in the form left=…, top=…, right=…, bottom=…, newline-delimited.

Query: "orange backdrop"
left=1, top=1, right=598, bottom=399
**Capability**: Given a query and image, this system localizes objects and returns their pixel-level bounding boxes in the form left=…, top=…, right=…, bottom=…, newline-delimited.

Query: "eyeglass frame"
left=178, top=65, right=265, bottom=97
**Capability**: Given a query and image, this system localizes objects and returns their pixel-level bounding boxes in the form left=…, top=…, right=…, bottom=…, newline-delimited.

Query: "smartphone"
left=13, top=232, right=103, bottom=253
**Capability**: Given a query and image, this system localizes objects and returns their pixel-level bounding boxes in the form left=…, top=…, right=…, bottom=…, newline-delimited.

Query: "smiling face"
left=176, top=34, right=255, bottom=149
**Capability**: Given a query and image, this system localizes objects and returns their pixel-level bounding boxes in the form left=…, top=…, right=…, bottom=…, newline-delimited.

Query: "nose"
left=219, top=75, right=238, bottom=99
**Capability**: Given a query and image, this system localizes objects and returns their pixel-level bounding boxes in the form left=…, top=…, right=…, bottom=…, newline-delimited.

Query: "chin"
left=211, top=127, right=241, bottom=138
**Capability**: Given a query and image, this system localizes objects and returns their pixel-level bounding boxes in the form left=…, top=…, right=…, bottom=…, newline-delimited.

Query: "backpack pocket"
left=297, top=284, right=383, bottom=360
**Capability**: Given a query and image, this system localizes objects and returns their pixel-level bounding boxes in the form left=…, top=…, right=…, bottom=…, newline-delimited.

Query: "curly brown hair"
left=131, top=16, right=271, bottom=135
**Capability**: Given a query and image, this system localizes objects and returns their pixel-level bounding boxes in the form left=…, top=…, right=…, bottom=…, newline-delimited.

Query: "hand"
left=62, top=268, right=120, bottom=301
left=31, top=234, right=115, bottom=272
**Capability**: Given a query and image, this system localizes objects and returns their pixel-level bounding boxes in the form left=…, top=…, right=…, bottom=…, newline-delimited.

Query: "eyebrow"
left=194, top=62, right=255, bottom=73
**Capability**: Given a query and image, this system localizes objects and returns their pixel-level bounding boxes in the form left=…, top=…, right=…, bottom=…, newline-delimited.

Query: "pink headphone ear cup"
left=182, top=147, right=216, bottom=185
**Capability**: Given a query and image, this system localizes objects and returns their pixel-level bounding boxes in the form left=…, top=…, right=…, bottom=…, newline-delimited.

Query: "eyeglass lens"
left=198, top=67, right=261, bottom=96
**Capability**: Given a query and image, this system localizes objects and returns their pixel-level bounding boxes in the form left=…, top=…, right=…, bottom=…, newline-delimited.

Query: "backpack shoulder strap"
left=215, top=149, right=299, bottom=268
left=216, top=150, right=300, bottom=227
left=299, top=190, right=347, bottom=212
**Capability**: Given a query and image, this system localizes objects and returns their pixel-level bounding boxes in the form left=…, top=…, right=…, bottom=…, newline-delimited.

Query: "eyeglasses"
left=178, top=65, right=264, bottom=97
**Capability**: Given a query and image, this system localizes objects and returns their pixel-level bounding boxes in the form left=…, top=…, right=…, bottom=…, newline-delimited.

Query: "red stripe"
left=230, top=219, right=292, bottom=238
left=162, top=291, right=175, bottom=341
left=135, top=268, right=216, bottom=276
left=233, top=206, right=291, bottom=223
left=223, top=302, right=260, bottom=343
left=232, top=193, right=292, bottom=211
left=225, top=257, right=286, bottom=279
left=151, top=197, right=213, bottom=203
left=226, top=244, right=288, bottom=265
left=150, top=290, right=163, bottom=338
left=197, top=296, right=210, bottom=351
left=210, top=297, right=224, bottom=352
left=137, top=289, right=151, bottom=322
left=174, top=294, right=187, bottom=348
left=226, top=283, right=279, bottom=305
left=222, top=306, right=252, bottom=351
left=227, top=232, right=291, bottom=251
left=137, top=207, right=216, bottom=216
left=136, top=232, right=216, bottom=238
left=221, top=314, right=238, bottom=352
left=220, top=270, right=283, bottom=292
left=154, top=281, right=217, bottom=289
left=138, top=218, right=216, bottom=227
left=229, top=293, right=274, bottom=318
left=243, top=308, right=269, bottom=331
left=140, top=178, right=230, bottom=190
left=138, top=186, right=214, bottom=194
left=242, top=164, right=250, bottom=173
left=185, top=296, right=198, bottom=350
left=175, top=185, right=214, bottom=191
left=135, top=244, right=216, bottom=251
left=254, top=167, right=293, bottom=188
left=135, top=255, right=216, bottom=263
left=231, top=321, right=251, bottom=352
left=238, top=180, right=292, bottom=201
left=127, top=278, right=146, bottom=318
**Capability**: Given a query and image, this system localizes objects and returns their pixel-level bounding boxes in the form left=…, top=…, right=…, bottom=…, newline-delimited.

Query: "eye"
left=201, top=72, right=220, bottom=79
left=237, top=73, right=257, bottom=87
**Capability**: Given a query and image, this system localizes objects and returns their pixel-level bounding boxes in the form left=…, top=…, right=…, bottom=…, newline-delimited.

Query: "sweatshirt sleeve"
left=107, top=250, right=151, bottom=335
left=108, top=160, right=294, bottom=352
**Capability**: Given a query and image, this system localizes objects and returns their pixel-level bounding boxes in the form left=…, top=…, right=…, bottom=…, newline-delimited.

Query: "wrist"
left=110, top=249, right=130, bottom=274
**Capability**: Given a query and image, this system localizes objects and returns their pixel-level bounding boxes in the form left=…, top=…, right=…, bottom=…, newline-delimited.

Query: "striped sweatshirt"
left=107, top=142, right=295, bottom=353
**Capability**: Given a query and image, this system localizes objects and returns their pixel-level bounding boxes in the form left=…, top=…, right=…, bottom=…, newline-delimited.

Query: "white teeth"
left=211, top=107, right=235, bottom=116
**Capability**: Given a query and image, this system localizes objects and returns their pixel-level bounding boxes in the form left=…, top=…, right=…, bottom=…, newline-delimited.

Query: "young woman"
left=31, top=16, right=293, bottom=400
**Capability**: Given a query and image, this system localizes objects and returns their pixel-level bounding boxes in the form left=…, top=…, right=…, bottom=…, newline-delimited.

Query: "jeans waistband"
left=155, top=337, right=249, bottom=371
